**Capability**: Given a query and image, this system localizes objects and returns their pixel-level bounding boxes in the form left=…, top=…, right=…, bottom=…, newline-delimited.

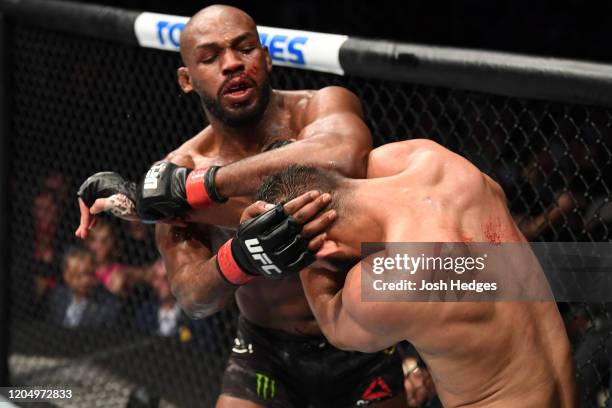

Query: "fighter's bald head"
left=180, top=5, right=259, bottom=64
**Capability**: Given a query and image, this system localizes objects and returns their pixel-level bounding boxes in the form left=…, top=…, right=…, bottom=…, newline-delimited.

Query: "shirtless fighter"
left=251, top=139, right=577, bottom=407
left=75, top=5, right=409, bottom=407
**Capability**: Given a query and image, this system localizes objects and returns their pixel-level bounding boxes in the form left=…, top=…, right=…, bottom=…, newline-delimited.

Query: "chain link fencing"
left=5, top=23, right=612, bottom=407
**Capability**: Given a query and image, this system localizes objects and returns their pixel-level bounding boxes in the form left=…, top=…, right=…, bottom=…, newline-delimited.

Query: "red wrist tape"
left=217, top=240, right=256, bottom=285
left=185, top=168, right=213, bottom=209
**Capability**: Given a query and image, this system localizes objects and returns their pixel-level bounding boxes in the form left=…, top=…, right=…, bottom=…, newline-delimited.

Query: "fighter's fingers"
left=90, top=198, right=109, bottom=215
left=75, top=198, right=95, bottom=239
left=405, top=381, right=426, bottom=407
left=406, top=368, right=428, bottom=407
left=282, top=191, right=320, bottom=215
left=404, top=377, right=417, bottom=405
left=403, top=357, right=418, bottom=376
left=408, top=368, right=425, bottom=389
left=302, top=209, right=337, bottom=238
left=289, top=193, right=331, bottom=225
left=307, top=233, right=327, bottom=252
left=241, top=201, right=276, bottom=223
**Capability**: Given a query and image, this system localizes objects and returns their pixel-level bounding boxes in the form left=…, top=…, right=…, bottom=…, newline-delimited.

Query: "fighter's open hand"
left=75, top=172, right=140, bottom=239
left=239, top=191, right=337, bottom=253
left=75, top=171, right=187, bottom=240
left=218, top=191, right=337, bottom=282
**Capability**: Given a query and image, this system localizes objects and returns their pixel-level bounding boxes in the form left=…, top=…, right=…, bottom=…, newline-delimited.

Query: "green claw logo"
left=256, top=373, right=276, bottom=400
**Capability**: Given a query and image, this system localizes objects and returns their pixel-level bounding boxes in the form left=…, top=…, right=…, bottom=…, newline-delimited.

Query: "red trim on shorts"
left=217, top=240, right=256, bottom=285
left=185, top=168, right=213, bottom=209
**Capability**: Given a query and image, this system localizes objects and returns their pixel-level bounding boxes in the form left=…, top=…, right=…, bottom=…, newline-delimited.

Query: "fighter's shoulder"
left=371, top=139, right=496, bottom=195
left=285, top=86, right=362, bottom=121
left=402, top=140, right=503, bottom=207
left=368, top=139, right=447, bottom=178
left=406, top=140, right=493, bottom=195
left=306, top=86, right=362, bottom=114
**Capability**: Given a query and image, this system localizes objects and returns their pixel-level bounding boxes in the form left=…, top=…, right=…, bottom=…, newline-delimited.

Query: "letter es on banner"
left=259, top=33, right=308, bottom=65
left=135, top=14, right=347, bottom=73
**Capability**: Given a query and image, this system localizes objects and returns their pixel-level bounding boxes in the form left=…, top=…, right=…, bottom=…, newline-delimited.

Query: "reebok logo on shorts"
left=362, top=377, right=392, bottom=401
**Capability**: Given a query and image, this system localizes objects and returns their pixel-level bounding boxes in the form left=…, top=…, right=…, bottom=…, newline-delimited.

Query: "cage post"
left=0, top=10, right=11, bottom=387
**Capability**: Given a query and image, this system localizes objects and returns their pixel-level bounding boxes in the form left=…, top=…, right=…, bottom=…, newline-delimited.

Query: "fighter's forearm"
left=214, top=135, right=368, bottom=199
left=301, top=267, right=391, bottom=352
left=168, top=256, right=237, bottom=319
left=300, top=269, right=353, bottom=347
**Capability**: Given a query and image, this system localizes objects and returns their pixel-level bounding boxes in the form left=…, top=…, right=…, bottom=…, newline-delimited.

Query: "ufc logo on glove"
left=245, top=238, right=283, bottom=276
left=216, top=204, right=316, bottom=285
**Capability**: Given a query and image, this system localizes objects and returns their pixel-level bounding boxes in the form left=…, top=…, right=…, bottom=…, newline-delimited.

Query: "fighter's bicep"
left=323, top=299, right=383, bottom=352
left=329, top=265, right=405, bottom=352
left=341, top=264, right=410, bottom=349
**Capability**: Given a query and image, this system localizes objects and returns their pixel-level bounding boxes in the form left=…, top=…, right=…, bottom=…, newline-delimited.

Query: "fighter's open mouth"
left=224, top=78, right=253, bottom=95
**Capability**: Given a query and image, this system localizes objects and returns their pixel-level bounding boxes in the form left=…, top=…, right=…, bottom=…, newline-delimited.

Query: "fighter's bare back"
left=304, top=140, right=577, bottom=406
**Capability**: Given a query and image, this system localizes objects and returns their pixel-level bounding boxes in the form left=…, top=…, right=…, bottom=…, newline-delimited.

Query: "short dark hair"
left=255, top=165, right=345, bottom=210
left=62, top=245, right=94, bottom=272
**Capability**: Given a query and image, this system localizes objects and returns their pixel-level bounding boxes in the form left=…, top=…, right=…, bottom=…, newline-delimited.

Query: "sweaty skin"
left=155, top=7, right=373, bottom=337
left=296, top=139, right=577, bottom=407
left=77, top=7, right=371, bottom=335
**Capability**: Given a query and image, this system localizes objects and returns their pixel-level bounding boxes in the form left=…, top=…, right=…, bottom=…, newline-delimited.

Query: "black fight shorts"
left=220, top=317, right=404, bottom=407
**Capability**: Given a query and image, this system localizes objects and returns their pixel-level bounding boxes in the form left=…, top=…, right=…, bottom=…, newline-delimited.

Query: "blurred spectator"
left=32, top=190, right=58, bottom=266
left=47, top=246, right=121, bottom=328
left=86, top=218, right=130, bottom=296
left=397, top=342, right=440, bottom=407
left=29, top=188, right=61, bottom=318
left=135, top=260, right=210, bottom=343
left=87, top=218, right=154, bottom=298
left=515, top=190, right=575, bottom=240
left=509, top=150, right=580, bottom=240
left=43, top=172, right=69, bottom=206
left=585, top=196, right=612, bottom=241
left=575, top=320, right=612, bottom=408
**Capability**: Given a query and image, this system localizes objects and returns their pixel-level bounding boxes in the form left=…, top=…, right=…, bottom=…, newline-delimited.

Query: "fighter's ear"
left=263, top=46, right=273, bottom=73
left=177, top=67, right=193, bottom=93
left=315, top=239, right=342, bottom=259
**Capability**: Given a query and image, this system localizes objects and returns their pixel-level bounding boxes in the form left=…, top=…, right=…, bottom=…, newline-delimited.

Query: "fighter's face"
left=181, top=21, right=272, bottom=127
left=64, top=256, right=96, bottom=298
left=86, top=224, right=115, bottom=263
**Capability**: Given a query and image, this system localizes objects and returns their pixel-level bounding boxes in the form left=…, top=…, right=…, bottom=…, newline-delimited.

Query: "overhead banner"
left=133, top=13, right=347, bottom=75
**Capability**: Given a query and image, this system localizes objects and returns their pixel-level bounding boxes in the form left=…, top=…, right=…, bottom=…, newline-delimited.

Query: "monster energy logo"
left=256, top=373, right=276, bottom=400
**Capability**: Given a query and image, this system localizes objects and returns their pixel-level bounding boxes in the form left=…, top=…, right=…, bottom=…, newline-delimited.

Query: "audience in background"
left=47, top=246, right=121, bottom=328
left=135, top=259, right=211, bottom=343
left=85, top=218, right=127, bottom=296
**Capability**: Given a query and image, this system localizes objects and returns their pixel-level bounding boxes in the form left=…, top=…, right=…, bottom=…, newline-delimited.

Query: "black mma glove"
left=77, top=172, right=138, bottom=219
left=216, top=203, right=316, bottom=285
left=137, top=161, right=226, bottom=223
